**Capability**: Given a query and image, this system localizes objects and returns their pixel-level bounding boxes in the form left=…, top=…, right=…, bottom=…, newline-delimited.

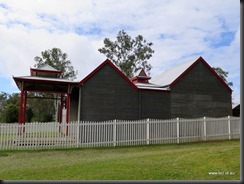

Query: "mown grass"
left=0, top=139, right=240, bottom=180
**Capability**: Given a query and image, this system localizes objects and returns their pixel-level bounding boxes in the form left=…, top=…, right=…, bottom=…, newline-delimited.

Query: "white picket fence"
left=0, top=116, right=240, bottom=151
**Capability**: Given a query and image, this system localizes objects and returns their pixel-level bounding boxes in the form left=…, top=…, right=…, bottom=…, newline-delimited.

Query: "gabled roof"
left=78, top=59, right=138, bottom=90
left=151, top=56, right=232, bottom=93
left=131, top=68, right=151, bottom=81
left=134, top=68, right=147, bottom=77
left=38, top=64, right=60, bottom=71
left=130, top=69, right=151, bottom=83
left=30, top=64, right=63, bottom=75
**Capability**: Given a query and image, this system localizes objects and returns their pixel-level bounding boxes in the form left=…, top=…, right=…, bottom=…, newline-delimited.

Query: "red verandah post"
left=66, top=92, right=70, bottom=136
left=23, top=91, right=27, bottom=133
left=59, top=94, right=64, bottom=133
left=18, top=89, right=24, bottom=135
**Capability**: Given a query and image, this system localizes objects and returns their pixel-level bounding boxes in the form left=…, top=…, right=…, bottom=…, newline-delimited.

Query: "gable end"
left=169, top=56, right=232, bottom=93
left=78, top=59, right=138, bottom=90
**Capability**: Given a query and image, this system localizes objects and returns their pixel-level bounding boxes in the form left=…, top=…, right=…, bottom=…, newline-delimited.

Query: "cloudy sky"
left=0, top=0, right=240, bottom=107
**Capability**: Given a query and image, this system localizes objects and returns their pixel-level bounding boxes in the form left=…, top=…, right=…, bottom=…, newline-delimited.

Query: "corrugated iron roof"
left=37, top=64, right=60, bottom=71
left=150, top=56, right=200, bottom=87
left=13, top=75, right=78, bottom=84
left=135, top=82, right=169, bottom=91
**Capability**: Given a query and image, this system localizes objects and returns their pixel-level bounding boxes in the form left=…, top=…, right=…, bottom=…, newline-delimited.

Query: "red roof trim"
left=169, top=56, right=232, bottom=93
left=78, top=59, right=138, bottom=91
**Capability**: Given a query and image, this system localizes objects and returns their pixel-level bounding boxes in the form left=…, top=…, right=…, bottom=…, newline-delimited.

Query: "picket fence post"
left=146, top=118, right=150, bottom=145
left=177, top=117, right=180, bottom=144
left=228, top=116, right=231, bottom=140
left=203, top=117, right=207, bottom=141
left=76, top=121, right=80, bottom=148
left=113, top=119, right=116, bottom=147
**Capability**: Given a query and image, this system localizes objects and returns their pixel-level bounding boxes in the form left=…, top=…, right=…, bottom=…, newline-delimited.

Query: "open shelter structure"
left=13, top=65, right=78, bottom=135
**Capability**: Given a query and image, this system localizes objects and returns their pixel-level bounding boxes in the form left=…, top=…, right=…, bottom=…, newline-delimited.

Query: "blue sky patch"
left=7, top=20, right=32, bottom=29
left=75, top=26, right=102, bottom=35
left=0, top=3, right=9, bottom=9
left=159, top=34, right=177, bottom=40
left=210, top=31, right=235, bottom=48
left=0, top=77, right=17, bottom=94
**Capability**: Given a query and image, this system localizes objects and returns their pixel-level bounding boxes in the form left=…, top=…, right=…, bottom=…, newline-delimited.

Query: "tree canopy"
left=212, top=67, right=233, bottom=87
left=0, top=92, right=8, bottom=114
left=30, top=48, right=78, bottom=122
left=0, top=92, right=34, bottom=123
left=34, top=47, right=77, bottom=80
left=98, top=30, right=154, bottom=78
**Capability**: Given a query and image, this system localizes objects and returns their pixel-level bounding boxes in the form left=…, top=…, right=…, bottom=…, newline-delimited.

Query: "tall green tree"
left=0, top=93, right=30, bottom=123
left=34, top=47, right=77, bottom=80
left=31, top=48, right=77, bottom=122
left=0, top=93, right=16, bottom=123
left=98, top=30, right=154, bottom=78
left=0, top=92, right=8, bottom=114
left=1, top=103, right=18, bottom=123
left=0, top=92, right=8, bottom=122
left=213, top=67, right=233, bottom=87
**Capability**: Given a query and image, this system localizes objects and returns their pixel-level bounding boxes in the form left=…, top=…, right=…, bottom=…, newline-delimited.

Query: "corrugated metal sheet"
left=13, top=76, right=79, bottom=83
left=135, top=82, right=169, bottom=91
left=150, top=56, right=200, bottom=87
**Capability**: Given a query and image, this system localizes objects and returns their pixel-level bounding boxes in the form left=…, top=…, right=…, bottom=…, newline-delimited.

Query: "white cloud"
left=0, top=0, right=240, bottom=104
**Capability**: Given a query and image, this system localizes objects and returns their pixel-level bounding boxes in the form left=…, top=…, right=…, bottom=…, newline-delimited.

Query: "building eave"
left=13, top=76, right=78, bottom=93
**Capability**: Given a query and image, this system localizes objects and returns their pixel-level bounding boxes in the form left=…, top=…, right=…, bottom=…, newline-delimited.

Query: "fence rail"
left=0, top=116, right=240, bottom=151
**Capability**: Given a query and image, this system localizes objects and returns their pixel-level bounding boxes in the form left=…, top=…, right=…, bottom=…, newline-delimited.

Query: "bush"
left=1, top=103, right=18, bottom=123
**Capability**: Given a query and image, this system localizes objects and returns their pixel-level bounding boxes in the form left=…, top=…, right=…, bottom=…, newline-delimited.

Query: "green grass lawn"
left=0, top=139, right=240, bottom=180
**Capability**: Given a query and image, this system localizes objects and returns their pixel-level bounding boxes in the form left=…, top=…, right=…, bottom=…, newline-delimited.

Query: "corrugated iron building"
left=70, top=56, right=232, bottom=121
